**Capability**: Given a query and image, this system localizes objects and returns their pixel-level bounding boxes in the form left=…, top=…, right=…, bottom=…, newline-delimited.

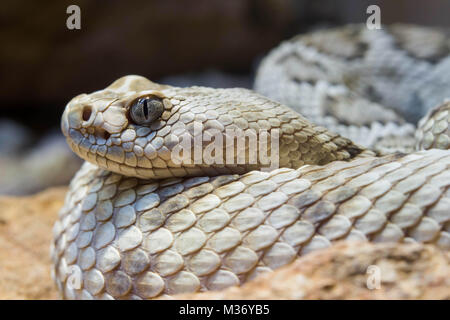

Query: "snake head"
left=61, top=75, right=264, bottom=179
left=61, top=75, right=183, bottom=178
left=62, top=75, right=363, bottom=179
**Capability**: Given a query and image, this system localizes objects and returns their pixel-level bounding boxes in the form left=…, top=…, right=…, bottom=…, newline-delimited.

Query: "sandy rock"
left=0, top=188, right=66, bottom=299
left=174, top=242, right=450, bottom=300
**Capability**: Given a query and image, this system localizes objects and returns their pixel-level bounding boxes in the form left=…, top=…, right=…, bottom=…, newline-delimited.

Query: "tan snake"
left=51, top=26, right=450, bottom=300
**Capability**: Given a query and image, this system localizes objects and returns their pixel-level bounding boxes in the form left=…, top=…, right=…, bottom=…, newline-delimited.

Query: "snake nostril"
left=82, top=105, right=93, bottom=122
left=102, top=131, right=111, bottom=140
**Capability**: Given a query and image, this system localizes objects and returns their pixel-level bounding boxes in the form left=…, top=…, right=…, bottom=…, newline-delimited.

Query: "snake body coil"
left=51, top=25, right=450, bottom=300
left=255, top=24, right=450, bottom=153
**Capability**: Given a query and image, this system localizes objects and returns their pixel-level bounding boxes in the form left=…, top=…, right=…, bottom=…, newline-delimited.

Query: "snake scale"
left=51, top=24, right=450, bottom=300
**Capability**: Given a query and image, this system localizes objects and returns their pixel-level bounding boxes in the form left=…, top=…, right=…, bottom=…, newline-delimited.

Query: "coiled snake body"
left=51, top=25, right=450, bottom=299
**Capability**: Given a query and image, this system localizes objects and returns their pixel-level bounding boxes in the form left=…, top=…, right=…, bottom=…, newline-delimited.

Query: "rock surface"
left=0, top=188, right=449, bottom=299
left=174, top=242, right=450, bottom=300
left=0, top=188, right=66, bottom=299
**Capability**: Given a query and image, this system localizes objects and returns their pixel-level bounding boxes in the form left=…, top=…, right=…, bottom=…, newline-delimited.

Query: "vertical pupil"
left=143, top=99, right=149, bottom=119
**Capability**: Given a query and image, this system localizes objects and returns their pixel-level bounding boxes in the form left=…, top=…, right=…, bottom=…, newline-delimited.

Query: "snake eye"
left=129, top=97, right=164, bottom=125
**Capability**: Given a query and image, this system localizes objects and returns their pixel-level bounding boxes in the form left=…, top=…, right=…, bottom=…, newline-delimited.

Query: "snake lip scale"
left=52, top=24, right=450, bottom=300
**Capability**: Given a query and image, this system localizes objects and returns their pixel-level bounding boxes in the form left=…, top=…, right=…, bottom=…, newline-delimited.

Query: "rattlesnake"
left=51, top=25, right=450, bottom=300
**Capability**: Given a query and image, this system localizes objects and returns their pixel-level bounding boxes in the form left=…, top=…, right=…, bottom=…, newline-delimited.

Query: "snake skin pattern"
left=254, top=24, right=450, bottom=152
left=51, top=26, right=450, bottom=300
left=416, top=100, right=450, bottom=150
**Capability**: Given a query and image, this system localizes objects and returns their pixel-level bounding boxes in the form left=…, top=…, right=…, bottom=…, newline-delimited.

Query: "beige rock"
left=0, top=188, right=66, bottom=299
left=173, top=242, right=450, bottom=300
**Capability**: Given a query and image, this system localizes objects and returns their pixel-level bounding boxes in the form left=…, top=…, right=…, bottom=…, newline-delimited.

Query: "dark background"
left=1, top=0, right=450, bottom=194
left=2, top=0, right=450, bottom=133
